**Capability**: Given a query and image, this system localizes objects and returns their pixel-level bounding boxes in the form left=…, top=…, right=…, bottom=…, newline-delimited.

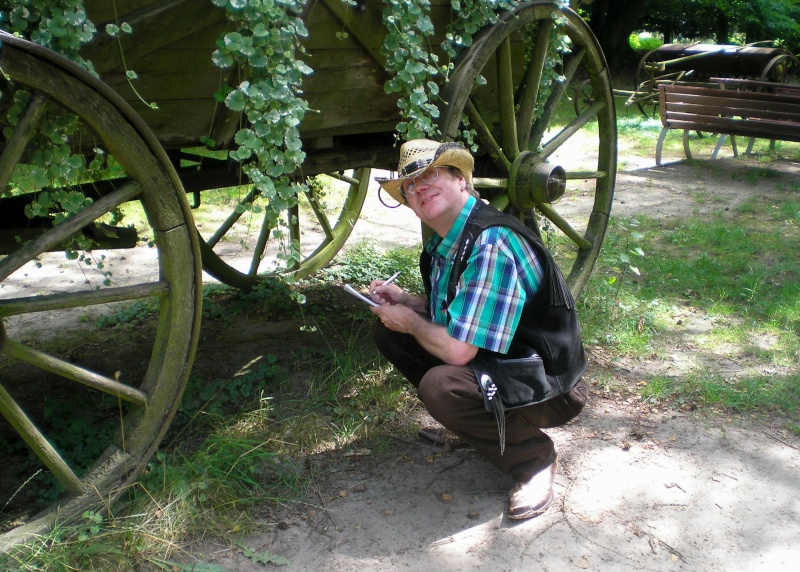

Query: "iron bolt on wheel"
left=438, top=1, right=616, bottom=298
left=0, top=32, right=202, bottom=548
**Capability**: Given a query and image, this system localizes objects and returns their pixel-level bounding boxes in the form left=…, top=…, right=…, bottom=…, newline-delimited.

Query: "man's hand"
left=370, top=299, right=478, bottom=366
left=368, top=280, right=427, bottom=312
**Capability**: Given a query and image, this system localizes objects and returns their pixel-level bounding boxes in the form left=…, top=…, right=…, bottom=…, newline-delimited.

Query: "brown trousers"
left=373, top=321, right=588, bottom=482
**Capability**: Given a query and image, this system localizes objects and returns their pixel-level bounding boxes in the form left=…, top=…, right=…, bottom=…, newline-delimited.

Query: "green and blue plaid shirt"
left=424, top=195, right=544, bottom=354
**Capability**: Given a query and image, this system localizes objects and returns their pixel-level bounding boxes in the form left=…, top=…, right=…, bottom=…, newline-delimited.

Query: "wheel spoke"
left=564, top=169, right=609, bottom=181
left=497, top=37, right=520, bottom=160
left=0, top=91, right=49, bottom=191
left=529, top=47, right=586, bottom=151
left=0, top=381, right=85, bottom=494
left=3, top=339, right=149, bottom=405
left=539, top=99, right=605, bottom=160
left=535, top=203, right=592, bottom=251
left=0, top=281, right=170, bottom=317
left=303, top=185, right=334, bottom=241
left=466, top=99, right=512, bottom=172
left=288, top=203, right=301, bottom=271
left=207, top=186, right=260, bottom=248
left=516, top=20, right=553, bottom=150
left=248, top=209, right=274, bottom=276
left=0, top=181, right=142, bottom=281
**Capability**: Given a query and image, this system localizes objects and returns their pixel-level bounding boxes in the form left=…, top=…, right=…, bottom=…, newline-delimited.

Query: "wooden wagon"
left=573, top=42, right=800, bottom=117
left=0, top=0, right=616, bottom=545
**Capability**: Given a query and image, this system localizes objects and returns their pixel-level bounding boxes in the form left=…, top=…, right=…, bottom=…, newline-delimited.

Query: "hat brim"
left=376, top=143, right=474, bottom=205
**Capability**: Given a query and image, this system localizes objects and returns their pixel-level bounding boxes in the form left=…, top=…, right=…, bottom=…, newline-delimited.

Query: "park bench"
left=655, top=80, right=800, bottom=165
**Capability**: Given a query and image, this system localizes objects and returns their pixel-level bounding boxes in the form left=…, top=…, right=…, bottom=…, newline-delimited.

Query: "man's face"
left=403, top=166, right=468, bottom=231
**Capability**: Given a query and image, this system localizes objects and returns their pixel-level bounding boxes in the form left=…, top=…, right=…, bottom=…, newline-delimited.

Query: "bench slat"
left=663, top=84, right=800, bottom=105
left=656, top=83, right=800, bottom=165
left=664, top=101, right=800, bottom=124
left=664, top=116, right=800, bottom=142
left=662, top=92, right=800, bottom=116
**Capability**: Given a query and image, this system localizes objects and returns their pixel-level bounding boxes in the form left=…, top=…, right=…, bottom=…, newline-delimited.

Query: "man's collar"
left=434, top=195, right=476, bottom=256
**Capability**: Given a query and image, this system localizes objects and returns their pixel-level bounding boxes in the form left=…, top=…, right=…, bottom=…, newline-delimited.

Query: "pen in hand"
left=372, top=270, right=401, bottom=296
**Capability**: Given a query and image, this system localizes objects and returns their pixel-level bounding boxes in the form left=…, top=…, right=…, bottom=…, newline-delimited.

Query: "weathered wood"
left=4, top=340, right=149, bottom=405
left=0, top=182, right=142, bottom=282
left=0, top=382, right=85, bottom=495
left=82, top=0, right=228, bottom=75
left=123, top=223, right=200, bottom=453
left=0, top=91, right=49, bottom=192
left=314, top=0, right=389, bottom=74
left=656, top=83, right=800, bottom=165
left=0, top=281, right=169, bottom=317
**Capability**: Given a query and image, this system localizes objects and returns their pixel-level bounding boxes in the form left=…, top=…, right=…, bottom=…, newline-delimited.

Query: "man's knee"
left=418, top=365, right=479, bottom=423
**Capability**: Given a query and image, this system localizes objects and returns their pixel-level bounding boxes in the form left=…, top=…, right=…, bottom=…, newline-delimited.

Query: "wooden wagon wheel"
left=439, top=1, right=616, bottom=297
left=760, top=52, right=800, bottom=84
left=0, top=33, right=202, bottom=547
left=197, top=168, right=370, bottom=290
left=631, top=47, right=690, bottom=118
left=572, top=78, right=595, bottom=116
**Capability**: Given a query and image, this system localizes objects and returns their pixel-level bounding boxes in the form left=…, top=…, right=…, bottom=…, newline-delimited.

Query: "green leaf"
left=225, top=89, right=247, bottom=111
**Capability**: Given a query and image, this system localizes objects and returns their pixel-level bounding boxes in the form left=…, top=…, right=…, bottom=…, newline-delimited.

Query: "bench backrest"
left=658, top=84, right=800, bottom=142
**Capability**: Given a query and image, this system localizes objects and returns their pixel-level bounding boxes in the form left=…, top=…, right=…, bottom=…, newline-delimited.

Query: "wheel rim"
left=760, top=53, right=800, bottom=84
left=438, top=2, right=616, bottom=298
left=0, top=33, right=201, bottom=547
left=197, top=168, right=370, bottom=290
left=633, top=47, right=666, bottom=117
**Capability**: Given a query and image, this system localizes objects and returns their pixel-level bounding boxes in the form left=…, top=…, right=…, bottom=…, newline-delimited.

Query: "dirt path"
left=202, top=403, right=798, bottom=572
left=190, top=155, right=800, bottom=571
left=3, top=154, right=800, bottom=570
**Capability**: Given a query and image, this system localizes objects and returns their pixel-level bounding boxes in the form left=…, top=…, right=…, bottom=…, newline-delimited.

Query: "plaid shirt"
left=425, top=196, right=544, bottom=354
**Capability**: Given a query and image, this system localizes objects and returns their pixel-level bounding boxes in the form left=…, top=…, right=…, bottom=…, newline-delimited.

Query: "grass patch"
left=581, top=211, right=800, bottom=417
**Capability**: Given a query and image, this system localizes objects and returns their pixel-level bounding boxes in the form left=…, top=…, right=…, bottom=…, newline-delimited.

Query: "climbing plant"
left=209, top=0, right=313, bottom=268
left=1, top=0, right=572, bottom=271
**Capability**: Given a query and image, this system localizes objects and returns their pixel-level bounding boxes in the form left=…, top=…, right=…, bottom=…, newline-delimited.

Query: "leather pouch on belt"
left=470, top=353, right=552, bottom=455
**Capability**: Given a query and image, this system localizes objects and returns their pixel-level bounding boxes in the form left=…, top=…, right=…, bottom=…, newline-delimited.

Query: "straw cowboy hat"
left=376, top=139, right=475, bottom=205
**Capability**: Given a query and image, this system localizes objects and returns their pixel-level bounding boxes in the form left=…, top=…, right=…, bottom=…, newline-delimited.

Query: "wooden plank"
left=665, top=101, right=800, bottom=123
left=81, top=0, right=227, bottom=75
left=664, top=117, right=800, bottom=142
left=84, top=0, right=161, bottom=26
left=662, top=84, right=800, bottom=105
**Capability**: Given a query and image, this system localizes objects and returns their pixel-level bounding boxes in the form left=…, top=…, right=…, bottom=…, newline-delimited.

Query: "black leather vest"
left=420, top=200, right=587, bottom=399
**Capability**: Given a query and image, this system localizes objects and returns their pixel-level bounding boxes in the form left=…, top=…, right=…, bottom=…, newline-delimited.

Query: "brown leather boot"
left=508, top=457, right=557, bottom=519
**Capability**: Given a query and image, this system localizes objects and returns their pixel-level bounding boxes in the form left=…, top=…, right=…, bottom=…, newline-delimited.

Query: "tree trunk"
left=587, top=0, right=647, bottom=66
left=716, top=10, right=730, bottom=45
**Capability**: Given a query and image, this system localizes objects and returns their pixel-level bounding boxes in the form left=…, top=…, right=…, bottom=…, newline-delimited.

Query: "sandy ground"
left=201, top=405, right=798, bottom=572
left=191, top=154, right=800, bottom=571
left=2, top=151, right=800, bottom=570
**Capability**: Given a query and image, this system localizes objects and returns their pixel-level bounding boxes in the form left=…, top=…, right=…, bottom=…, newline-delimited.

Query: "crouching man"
left=369, top=139, right=588, bottom=519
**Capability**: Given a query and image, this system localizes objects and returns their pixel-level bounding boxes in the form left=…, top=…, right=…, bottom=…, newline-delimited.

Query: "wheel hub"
left=508, top=151, right=566, bottom=210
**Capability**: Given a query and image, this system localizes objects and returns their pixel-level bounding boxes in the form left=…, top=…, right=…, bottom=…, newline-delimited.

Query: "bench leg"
left=746, top=138, right=756, bottom=155
left=711, top=133, right=737, bottom=160
left=656, top=127, right=669, bottom=166
left=682, top=129, right=692, bottom=161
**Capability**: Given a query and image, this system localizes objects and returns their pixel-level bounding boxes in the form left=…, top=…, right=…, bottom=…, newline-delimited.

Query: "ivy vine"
left=0, top=0, right=96, bottom=72
left=2, top=0, right=573, bottom=274
left=210, top=0, right=313, bottom=268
